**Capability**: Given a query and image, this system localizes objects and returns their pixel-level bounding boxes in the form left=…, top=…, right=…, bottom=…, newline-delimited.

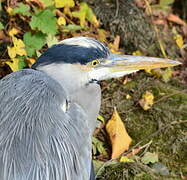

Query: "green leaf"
left=92, top=137, right=107, bottom=156
left=30, top=9, right=57, bottom=35
left=162, top=68, right=172, bottom=83
left=0, top=22, right=4, bottom=30
left=13, top=3, right=31, bottom=16
left=63, top=24, right=83, bottom=31
left=97, top=115, right=105, bottom=123
left=141, top=152, right=158, bottom=164
left=46, top=34, right=58, bottom=47
left=159, top=0, right=174, bottom=6
left=23, top=32, right=46, bottom=57
left=18, top=56, right=27, bottom=70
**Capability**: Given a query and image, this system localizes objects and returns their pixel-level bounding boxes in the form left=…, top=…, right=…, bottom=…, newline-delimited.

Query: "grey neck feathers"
left=37, top=63, right=90, bottom=95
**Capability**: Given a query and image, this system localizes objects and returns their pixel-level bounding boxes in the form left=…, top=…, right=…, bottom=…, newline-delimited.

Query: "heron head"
left=32, top=37, right=181, bottom=90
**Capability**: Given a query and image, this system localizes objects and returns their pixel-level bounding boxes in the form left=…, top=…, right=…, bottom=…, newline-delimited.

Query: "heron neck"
left=37, top=63, right=90, bottom=94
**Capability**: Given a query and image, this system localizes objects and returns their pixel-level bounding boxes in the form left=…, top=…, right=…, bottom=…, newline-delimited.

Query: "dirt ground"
left=94, top=72, right=187, bottom=179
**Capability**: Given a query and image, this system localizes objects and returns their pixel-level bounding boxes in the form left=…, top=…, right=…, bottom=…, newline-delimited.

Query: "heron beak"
left=95, top=54, right=181, bottom=79
left=88, top=54, right=181, bottom=81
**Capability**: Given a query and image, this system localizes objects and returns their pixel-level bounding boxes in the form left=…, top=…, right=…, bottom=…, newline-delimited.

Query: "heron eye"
left=91, top=60, right=99, bottom=67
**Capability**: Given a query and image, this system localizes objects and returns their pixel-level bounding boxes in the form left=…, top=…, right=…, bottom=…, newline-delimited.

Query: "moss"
left=99, top=72, right=187, bottom=179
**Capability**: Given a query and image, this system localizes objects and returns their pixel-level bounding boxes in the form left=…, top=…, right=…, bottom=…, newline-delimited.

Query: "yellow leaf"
left=80, top=2, right=99, bottom=27
left=97, top=29, right=108, bottom=42
left=162, top=67, right=172, bottom=82
left=7, top=46, right=17, bottom=59
left=72, top=10, right=86, bottom=27
left=55, top=0, right=75, bottom=8
left=106, top=108, right=132, bottom=159
left=6, top=7, right=13, bottom=15
left=132, top=50, right=143, bottom=56
left=126, top=94, right=132, bottom=99
left=12, top=37, right=27, bottom=56
left=8, top=28, right=19, bottom=37
left=72, top=2, right=99, bottom=27
left=57, top=17, right=66, bottom=26
left=27, top=58, right=36, bottom=67
left=120, top=156, right=134, bottom=163
left=5, top=58, right=20, bottom=72
left=139, top=91, right=154, bottom=110
left=174, top=34, right=183, bottom=49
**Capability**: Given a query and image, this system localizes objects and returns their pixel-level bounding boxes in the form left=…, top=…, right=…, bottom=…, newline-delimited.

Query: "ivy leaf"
left=13, top=3, right=31, bottom=16
left=55, top=0, right=75, bottom=8
left=0, top=22, right=4, bottom=30
left=23, top=32, right=46, bottom=57
left=30, top=9, right=57, bottom=35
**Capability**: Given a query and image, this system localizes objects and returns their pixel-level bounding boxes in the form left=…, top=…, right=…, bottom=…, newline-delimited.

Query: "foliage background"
left=0, top=0, right=187, bottom=179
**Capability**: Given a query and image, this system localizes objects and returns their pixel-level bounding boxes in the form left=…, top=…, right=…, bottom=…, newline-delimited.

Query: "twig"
left=114, top=0, right=119, bottom=18
left=154, top=90, right=187, bottom=104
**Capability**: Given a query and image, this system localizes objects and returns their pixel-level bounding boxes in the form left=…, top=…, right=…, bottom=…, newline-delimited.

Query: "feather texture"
left=0, top=69, right=92, bottom=180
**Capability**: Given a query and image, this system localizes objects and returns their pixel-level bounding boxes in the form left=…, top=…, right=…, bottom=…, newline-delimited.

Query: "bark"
left=84, top=0, right=156, bottom=53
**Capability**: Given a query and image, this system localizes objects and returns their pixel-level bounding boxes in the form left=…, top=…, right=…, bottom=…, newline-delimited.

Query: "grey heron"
left=0, top=36, right=181, bottom=180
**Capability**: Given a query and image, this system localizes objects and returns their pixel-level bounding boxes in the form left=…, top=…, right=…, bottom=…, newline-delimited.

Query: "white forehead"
left=59, top=36, right=106, bottom=50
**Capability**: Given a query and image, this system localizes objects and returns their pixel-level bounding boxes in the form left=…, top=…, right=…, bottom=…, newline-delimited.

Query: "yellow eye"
left=91, top=60, right=99, bottom=67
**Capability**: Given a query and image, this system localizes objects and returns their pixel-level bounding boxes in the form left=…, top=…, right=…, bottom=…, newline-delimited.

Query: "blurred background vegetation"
left=0, top=0, right=187, bottom=179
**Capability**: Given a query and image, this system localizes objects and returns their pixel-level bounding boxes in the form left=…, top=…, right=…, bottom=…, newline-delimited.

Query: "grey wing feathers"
left=0, top=69, right=90, bottom=180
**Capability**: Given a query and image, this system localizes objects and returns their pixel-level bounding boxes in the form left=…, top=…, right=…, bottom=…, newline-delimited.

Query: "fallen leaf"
left=97, top=29, right=108, bottom=42
left=92, top=137, right=107, bottom=156
left=167, top=13, right=186, bottom=26
left=174, top=34, right=184, bottom=49
left=72, top=2, right=99, bottom=27
left=120, top=156, right=134, bottom=163
left=126, top=94, right=132, bottom=99
left=12, top=37, right=27, bottom=56
left=97, top=115, right=105, bottom=123
left=55, top=0, right=75, bottom=8
left=141, top=152, right=158, bottom=164
left=57, top=17, right=66, bottom=26
left=139, top=91, right=154, bottom=110
left=7, top=46, right=17, bottom=59
left=27, top=58, right=36, bottom=67
left=162, top=68, right=172, bottom=82
left=8, top=28, right=19, bottom=37
left=6, top=7, right=13, bottom=16
left=6, top=58, right=20, bottom=72
left=106, top=108, right=132, bottom=159
left=132, top=50, right=143, bottom=56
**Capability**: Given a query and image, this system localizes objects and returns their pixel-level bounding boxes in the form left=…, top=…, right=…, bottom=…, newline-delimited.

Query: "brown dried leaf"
left=106, top=108, right=132, bottom=159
